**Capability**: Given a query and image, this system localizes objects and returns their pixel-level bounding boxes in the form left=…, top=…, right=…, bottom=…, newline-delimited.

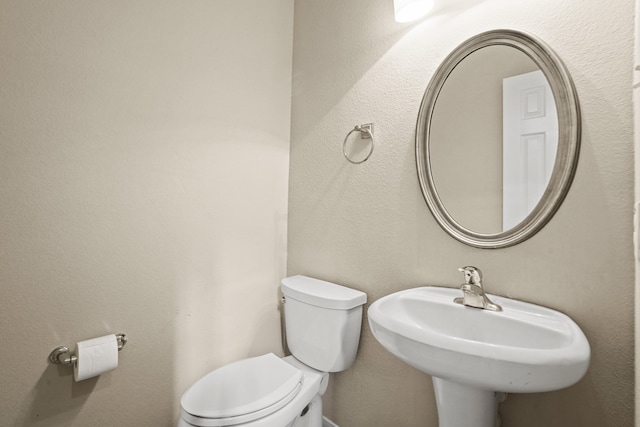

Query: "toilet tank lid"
left=281, top=275, right=367, bottom=309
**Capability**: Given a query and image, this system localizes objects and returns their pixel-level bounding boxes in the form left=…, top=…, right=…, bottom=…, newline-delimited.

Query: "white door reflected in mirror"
left=502, top=70, right=558, bottom=230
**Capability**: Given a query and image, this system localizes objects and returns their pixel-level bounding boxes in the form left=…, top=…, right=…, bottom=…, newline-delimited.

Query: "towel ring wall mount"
left=343, top=123, right=375, bottom=164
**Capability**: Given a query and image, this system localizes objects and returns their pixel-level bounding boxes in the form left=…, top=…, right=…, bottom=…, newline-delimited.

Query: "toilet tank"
left=281, top=275, right=367, bottom=372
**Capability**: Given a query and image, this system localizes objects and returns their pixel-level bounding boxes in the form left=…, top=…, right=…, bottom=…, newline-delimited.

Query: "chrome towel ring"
left=343, top=123, right=374, bottom=164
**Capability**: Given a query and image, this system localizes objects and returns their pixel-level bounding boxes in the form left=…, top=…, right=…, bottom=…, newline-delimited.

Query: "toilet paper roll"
left=74, top=334, right=119, bottom=382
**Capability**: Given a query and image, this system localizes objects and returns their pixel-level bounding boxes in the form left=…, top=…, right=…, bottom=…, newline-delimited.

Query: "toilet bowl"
left=178, top=275, right=367, bottom=427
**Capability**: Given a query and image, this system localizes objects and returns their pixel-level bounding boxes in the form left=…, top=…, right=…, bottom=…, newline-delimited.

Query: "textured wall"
left=289, top=0, right=634, bottom=426
left=0, top=1, right=292, bottom=425
left=634, top=1, right=640, bottom=422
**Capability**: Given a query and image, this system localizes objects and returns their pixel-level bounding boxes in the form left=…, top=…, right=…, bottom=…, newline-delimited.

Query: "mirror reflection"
left=416, top=30, right=580, bottom=248
left=430, top=46, right=558, bottom=234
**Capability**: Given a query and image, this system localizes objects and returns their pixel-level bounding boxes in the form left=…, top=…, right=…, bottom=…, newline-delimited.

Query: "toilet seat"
left=180, top=353, right=303, bottom=426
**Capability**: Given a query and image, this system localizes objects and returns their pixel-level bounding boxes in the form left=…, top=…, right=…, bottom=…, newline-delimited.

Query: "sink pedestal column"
left=432, top=378, right=502, bottom=427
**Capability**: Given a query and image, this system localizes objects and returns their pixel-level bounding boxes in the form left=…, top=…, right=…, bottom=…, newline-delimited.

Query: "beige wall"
left=634, top=2, right=640, bottom=422
left=289, top=0, right=634, bottom=426
left=0, top=1, right=292, bottom=425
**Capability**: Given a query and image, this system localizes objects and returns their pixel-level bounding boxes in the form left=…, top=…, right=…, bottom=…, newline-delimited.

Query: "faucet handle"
left=458, top=266, right=482, bottom=286
left=455, top=266, right=502, bottom=311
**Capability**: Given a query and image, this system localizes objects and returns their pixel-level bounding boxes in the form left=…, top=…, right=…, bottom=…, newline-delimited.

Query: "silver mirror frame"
left=416, top=29, right=581, bottom=249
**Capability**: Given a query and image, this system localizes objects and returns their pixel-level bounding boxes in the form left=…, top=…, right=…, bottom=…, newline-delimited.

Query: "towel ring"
left=343, top=123, right=374, bottom=164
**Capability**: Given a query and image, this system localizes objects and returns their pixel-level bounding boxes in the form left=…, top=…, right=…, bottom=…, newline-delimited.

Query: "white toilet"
left=178, top=275, right=367, bottom=427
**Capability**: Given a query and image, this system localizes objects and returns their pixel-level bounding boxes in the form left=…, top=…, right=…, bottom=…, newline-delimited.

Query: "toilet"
left=178, top=275, right=367, bottom=427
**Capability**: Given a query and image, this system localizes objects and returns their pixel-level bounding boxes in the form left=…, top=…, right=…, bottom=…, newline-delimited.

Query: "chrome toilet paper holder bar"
left=48, top=333, right=127, bottom=366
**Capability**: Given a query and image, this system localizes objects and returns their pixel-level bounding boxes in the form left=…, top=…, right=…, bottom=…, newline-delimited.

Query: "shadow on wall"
left=17, top=364, right=98, bottom=426
left=501, top=371, right=607, bottom=426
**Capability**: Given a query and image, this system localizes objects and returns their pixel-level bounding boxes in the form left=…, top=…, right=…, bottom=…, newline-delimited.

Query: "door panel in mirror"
left=502, top=70, right=558, bottom=230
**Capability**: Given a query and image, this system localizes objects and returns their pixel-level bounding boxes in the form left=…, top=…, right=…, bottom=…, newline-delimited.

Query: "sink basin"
left=368, top=286, right=590, bottom=392
left=368, top=286, right=590, bottom=427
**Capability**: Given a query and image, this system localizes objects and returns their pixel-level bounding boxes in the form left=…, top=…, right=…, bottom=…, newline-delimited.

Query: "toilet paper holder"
left=48, top=333, right=127, bottom=366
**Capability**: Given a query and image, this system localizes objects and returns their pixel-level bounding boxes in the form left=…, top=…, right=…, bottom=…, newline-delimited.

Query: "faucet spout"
left=453, top=266, right=502, bottom=312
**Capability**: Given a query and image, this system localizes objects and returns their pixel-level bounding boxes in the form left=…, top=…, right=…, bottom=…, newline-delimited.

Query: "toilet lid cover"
left=181, top=353, right=303, bottom=419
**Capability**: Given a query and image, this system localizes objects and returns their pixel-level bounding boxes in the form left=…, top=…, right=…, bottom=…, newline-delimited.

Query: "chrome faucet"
left=453, top=266, right=502, bottom=312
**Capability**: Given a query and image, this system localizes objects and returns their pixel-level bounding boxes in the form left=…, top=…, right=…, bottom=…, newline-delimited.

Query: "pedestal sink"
left=368, top=286, right=590, bottom=427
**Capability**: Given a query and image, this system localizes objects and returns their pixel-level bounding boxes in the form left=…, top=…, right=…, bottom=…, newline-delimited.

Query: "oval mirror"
left=416, top=30, right=580, bottom=248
